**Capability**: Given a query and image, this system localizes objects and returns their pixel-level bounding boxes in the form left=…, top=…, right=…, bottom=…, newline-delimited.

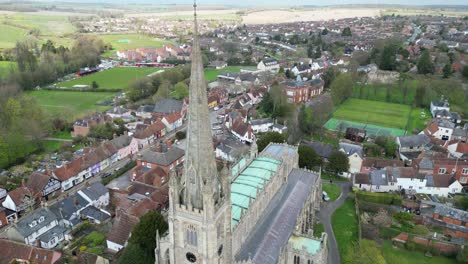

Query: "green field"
left=381, top=241, right=457, bottom=264
left=204, top=66, right=256, bottom=81
left=407, top=108, right=431, bottom=134
left=97, top=34, right=173, bottom=57
left=332, top=197, right=359, bottom=263
left=57, top=67, right=162, bottom=90
left=0, top=23, right=30, bottom=50
left=29, top=90, right=115, bottom=118
left=322, top=183, right=341, bottom=202
left=333, top=99, right=411, bottom=129
left=352, top=81, right=419, bottom=105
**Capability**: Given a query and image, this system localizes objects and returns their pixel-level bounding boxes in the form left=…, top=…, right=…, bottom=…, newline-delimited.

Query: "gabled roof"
left=139, top=147, right=185, bottom=166
left=362, top=158, right=404, bottom=169
left=300, top=140, right=335, bottom=159
left=50, top=193, right=88, bottom=221
left=53, top=158, right=83, bottom=181
left=0, top=239, right=61, bottom=264
left=106, top=213, right=139, bottom=246
left=109, top=135, right=132, bottom=149
left=339, top=142, right=363, bottom=158
left=153, top=98, right=183, bottom=114
left=397, top=134, right=430, bottom=148
left=7, top=187, right=32, bottom=205
left=80, top=182, right=108, bottom=201
left=27, top=173, right=54, bottom=197
left=15, top=208, right=58, bottom=238
left=354, top=173, right=371, bottom=184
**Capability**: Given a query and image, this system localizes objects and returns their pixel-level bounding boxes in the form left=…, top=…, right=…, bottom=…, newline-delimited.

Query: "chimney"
left=166, top=138, right=172, bottom=149
left=124, top=130, right=128, bottom=136
left=73, top=196, right=78, bottom=206
left=64, top=163, right=69, bottom=170
left=154, top=142, right=162, bottom=153
left=21, top=179, right=26, bottom=187
left=113, top=133, right=118, bottom=139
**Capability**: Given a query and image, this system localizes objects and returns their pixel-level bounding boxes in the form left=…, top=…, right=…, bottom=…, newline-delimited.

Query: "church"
left=155, top=3, right=328, bottom=264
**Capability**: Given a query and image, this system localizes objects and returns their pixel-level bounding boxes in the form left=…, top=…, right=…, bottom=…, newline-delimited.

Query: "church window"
left=308, top=260, right=312, bottom=264
left=294, top=256, right=300, bottom=264
left=186, top=225, right=198, bottom=246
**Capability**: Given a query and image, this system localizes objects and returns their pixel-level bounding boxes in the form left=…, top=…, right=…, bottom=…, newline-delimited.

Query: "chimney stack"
left=73, top=196, right=78, bottom=206
left=166, top=138, right=172, bottom=149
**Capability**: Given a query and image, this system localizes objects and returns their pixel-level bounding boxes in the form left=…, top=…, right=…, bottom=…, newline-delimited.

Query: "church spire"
left=183, top=0, right=220, bottom=210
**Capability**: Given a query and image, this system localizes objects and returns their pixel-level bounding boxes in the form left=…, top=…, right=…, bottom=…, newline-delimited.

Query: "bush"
left=175, top=131, right=186, bottom=140
left=356, top=191, right=402, bottom=205
left=412, top=225, right=429, bottom=236
left=379, top=226, right=401, bottom=239
left=406, top=241, right=416, bottom=251
left=79, top=246, right=87, bottom=252
left=393, top=212, right=414, bottom=223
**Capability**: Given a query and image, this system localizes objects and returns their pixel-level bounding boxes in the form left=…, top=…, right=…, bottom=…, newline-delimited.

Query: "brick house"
left=282, top=79, right=324, bottom=103
left=133, top=120, right=167, bottom=149
left=26, top=172, right=61, bottom=201
left=414, top=157, right=468, bottom=185
left=71, top=113, right=111, bottom=138
left=425, top=204, right=468, bottom=240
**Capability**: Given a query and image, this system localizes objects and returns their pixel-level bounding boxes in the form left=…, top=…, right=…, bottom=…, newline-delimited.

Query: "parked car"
left=322, top=191, right=330, bottom=201
left=102, top=172, right=112, bottom=178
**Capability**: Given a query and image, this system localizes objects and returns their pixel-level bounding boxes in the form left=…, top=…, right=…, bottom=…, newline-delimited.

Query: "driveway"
left=317, top=180, right=352, bottom=264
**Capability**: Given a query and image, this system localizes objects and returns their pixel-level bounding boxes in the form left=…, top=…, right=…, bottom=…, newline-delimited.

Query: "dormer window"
left=38, top=216, right=45, bottom=223
left=29, top=221, right=37, bottom=227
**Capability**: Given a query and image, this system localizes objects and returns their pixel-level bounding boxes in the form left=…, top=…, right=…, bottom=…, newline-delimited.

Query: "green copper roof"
left=289, top=235, right=322, bottom=255
left=231, top=158, right=246, bottom=177
left=231, top=156, right=282, bottom=227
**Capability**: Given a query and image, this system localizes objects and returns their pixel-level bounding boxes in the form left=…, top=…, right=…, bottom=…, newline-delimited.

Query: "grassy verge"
left=313, top=222, right=324, bottom=238
left=381, top=241, right=457, bottom=264
left=321, top=172, right=349, bottom=182
left=322, top=183, right=341, bottom=201
left=332, top=197, right=359, bottom=263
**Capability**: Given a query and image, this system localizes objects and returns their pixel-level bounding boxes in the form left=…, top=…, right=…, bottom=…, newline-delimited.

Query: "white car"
left=322, top=191, right=330, bottom=201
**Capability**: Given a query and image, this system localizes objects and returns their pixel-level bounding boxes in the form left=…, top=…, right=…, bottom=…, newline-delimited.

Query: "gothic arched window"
left=186, top=225, right=198, bottom=246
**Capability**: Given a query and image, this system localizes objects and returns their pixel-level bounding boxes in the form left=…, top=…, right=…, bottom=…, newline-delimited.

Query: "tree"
left=351, top=239, right=386, bottom=264
left=322, top=66, right=340, bottom=88
left=342, top=27, right=352, bottom=37
left=412, top=224, right=429, bottom=236
left=257, top=132, right=287, bottom=152
left=321, top=28, right=329, bottom=35
left=379, top=42, right=398, bottom=71
left=373, top=208, right=392, bottom=227
left=442, top=64, right=452, bottom=78
left=118, top=243, right=152, bottom=264
left=417, top=50, right=434, bottom=75
left=314, top=46, right=322, bottom=59
left=91, top=80, right=99, bottom=89
left=175, top=131, right=186, bottom=140
left=462, top=65, right=468, bottom=79
left=327, top=151, right=349, bottom=175
left=456, top=244, right=468, bottom=263
left=285, top=69, right=292, bottom=78
left=128, top=211, right=168, bottom=261
left=330, top=74, right=353, bottom=105
left=172, top=82, right=189, bottom=99
left=298, top=145, right=322, bottom=170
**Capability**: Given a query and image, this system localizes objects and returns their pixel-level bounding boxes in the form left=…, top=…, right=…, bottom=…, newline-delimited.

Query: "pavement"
left=317, top=180, right=352, bottom=264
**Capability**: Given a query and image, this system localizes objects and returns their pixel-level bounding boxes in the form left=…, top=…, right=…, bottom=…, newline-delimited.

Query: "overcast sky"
left=114, top=0, right=467, bottom=6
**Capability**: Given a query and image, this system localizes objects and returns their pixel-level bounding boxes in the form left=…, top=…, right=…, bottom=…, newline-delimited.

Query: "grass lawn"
left=96, top=34, right=173, bottom=57
left=407, top=108, right=431, bottom=134
left=332, top=99, right=411, bottom=130
left=0, top=23, right=29, bottom=50
left=381, top=241, right=457, bottom=264
left=41, top=140, right=64, bottom=152
left=50, top=130, right=73, bottom=140
left=321, top=172, right=349, bottom=182
left=332, top=197, right=359, bottom=263
left=322, top=183, right=341, bottom=201
left=204, top=66, right=256, bottom=81
left=352, top=80, right=419, bottom=105
left=57, top=67, right=162, bottom=90
left=29, top=90, right=115, bottom=119
left=313, top=222, right=325, bottom=238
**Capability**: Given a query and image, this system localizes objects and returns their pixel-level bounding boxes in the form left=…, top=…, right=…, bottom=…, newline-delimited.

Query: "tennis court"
left=324, top=118, right=406, bottom=137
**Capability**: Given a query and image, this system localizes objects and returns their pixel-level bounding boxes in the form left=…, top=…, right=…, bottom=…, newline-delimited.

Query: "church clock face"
left=186, top=252, right=197, bottom=263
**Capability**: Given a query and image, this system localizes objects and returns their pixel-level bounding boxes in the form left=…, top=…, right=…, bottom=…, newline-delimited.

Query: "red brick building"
left=71, top=112, right=111, bottom=138
left=282, top=79, right=324, bottom=103
left=414, top=157, right=468, bottom=185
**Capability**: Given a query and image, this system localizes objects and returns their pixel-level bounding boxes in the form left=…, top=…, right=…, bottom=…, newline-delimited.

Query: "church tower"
left=156, top=1, right=232, bottom=263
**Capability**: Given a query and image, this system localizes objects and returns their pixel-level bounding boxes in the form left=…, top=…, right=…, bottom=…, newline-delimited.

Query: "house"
left=78, top=182, right=109, bottom=209
left=6, top=208, right=66, bottom=249
left=396, top=134, right=431, bottom=163
left=2, top=187, right=35, bottom=214
left=250, top=118, right=274, bottom=133
left=133, top=120, right=167, bottom=149
left=257, top=58, right=280, bottom=72
left=290, top=63, right=311, bottom=76
left=208, top=61, right=227, bottom=69
left=106, top=106, right=132, bottom=119
left=161, top=112, right=183, bottom=132
left=27, top=172, right=61, bottom=201
left=360, top=158, right=404, bottom=173
left=52, top=158, right=86, bottom=191
left=230, top=118, right=253, bottom=143
left=106, top=213, right=139, bottom=252
left=0, top=239, right=62, bottom=264
left=446, top=140, right=468, bottom=158
left=209, top=87, right=229, bottom=105
left=49, top=193, right=89, bottom=228
left=345, top=128, right=366, bottom=143
left=272, top=123, right=288, bottom=134
left=300, top=141, right=335, bottom=162
left=339, top=142, right=364, bottom=176
left=80, top=206, right=110, bottom=225
left=433, top=109, right=462, bottom=124
left=153, top=98, right=185, bottom=117
left=215, top=136, right=250, bottom=162
left=353, top=169, right=396, bottom=192
left=71, top=113, right=111, bottom=138
left=430, top=99, right=450, bottom=117
left=422, top=118, right=455, bottom=141
left=282, top=79, right=324, bottom=103
left=109, top=134, right=139, bottom=160
left=426, top=204, right=468, bottom=239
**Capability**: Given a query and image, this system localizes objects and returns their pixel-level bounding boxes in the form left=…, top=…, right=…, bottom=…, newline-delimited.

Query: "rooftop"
left=289, top=235, right=322, bottom=255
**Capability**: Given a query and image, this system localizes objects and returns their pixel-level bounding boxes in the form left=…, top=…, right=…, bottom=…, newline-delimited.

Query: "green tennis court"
left=324, top=118, right=406, bottom=137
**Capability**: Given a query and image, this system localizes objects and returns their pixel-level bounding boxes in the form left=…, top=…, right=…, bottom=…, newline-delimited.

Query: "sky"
left=42, top=0, right=468, bottom=6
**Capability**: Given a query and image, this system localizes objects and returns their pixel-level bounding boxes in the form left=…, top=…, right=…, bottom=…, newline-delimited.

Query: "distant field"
left=0, top=61, right=16, bottom=78
left=407, top=108, right=431, bottom=134
left=0, top=23, right=29, bottom=50
left=204, top=66, right=256, bottom=81
left=333, top=99, right=411, bottom=130
left=29, top=90, right=115, bottom=118
left=97, top=34, right=173, bottom=57
left=57, top=67, right=162, bottom=90
left=382, top=8, right=468, bottom=17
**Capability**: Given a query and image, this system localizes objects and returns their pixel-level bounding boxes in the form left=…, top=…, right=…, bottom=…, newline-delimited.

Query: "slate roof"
left=434, top=204, right=468, bottom=222
left=80, top=182, right=108, bottom=201
left=432, top=100, right=449, bottom=107
left=370, top=169, right=389, bottom=186
left=261, top=58, right=279, bottom=66
left=37, top=225, right=67, bottom=243
left=139, top=147, right=184, bottom=166
left=397, top=134, right=430, bottom=148
left=109, top=135, right=132, bottom=150
left=250, top=118, right=273, bottom=126
left=80, top=206, right=110, bottom=222
left=0, top=239, right=61, bottom=264
left=153, top=98, right=183, bottom=114
left=300, top=141, right=335, bottom=159
left=339, top=142, right=363, bottom=158
left=50, top=193, right=88, bottom=221
left=15, top=208, right=58, bottom=238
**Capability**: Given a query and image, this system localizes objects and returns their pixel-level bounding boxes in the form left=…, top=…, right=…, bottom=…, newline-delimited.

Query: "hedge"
left=379, top=226, right=401, bottom=239
left=356, top=191, right=402, bottom=205
left=101, top=160, right=136, bottom=185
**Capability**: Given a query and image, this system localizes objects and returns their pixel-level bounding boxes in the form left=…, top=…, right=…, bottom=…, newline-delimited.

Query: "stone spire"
left=182, top=0, right=220, bottom=210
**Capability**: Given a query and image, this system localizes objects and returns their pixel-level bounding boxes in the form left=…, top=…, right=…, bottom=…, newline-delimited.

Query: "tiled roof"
left=27, top=173, right=52, bottom=197
left=354, top=173, right=371, bottom=184
left=53, top=158, right=83, bottom=181
left=8, top=187, right=32, bottom=205
left=362, top=158, right=404, bottom=169
left=139, top=147, right=184, bottom=166
left=0, top=239, right=61, bottom=264
left=106, top=213, right=139, bottom=246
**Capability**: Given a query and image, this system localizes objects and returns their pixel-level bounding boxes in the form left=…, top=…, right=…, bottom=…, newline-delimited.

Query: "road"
left=317, top=180, right=352, bottom=264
